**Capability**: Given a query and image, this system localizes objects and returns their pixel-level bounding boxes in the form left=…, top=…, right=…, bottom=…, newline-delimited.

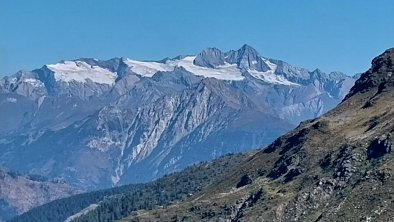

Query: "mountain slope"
left=0, top=45, right=355, bottom=190
left=115, top=48, right=394, bottom=221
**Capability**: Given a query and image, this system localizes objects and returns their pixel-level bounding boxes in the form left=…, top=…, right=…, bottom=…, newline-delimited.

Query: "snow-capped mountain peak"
left=0, top=45, right=354, bottom=99
left=121, top=45, right=300, bottom=84
left=224, top=44, right=271, bottom=72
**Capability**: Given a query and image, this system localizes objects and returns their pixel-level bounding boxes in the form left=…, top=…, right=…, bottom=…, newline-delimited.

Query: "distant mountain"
left=13, top=48, right=393, bottom=222
left=0, top=45, right=355, bottom=191
left=0, top=167, right=78, bottom=221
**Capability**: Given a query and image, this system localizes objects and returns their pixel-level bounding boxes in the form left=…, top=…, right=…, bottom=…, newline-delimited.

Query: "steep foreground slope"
left=11, top=49, right=393, bottom=221
left=0, top=167, right=78, bottom=221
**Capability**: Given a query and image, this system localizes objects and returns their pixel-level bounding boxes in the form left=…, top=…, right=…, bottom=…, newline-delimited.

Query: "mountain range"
left=0, top=45, right=355, bottom=219
left=11, top=48, right=394, bottom=222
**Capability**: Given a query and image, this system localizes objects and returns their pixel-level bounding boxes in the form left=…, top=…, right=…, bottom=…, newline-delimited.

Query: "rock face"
left=346, top=48, right=394, bottom=99
left=0, top=167, right=79, bottom=221
left=225, top=44, right=271, bottom=71
left=0, top=45, right=355, bottom=190
left=193, top=47, right=225, bottom=68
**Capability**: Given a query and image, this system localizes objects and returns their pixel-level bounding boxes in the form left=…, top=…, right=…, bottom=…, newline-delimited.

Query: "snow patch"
left=248, top=69, right=299, bottom=86
left=47, top=61, right=117, bottom=85
left=248, top=60, right=299, bottom=86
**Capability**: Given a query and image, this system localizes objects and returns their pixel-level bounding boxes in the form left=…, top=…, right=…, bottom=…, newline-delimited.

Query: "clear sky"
left=0, top=0, right=393, bottom=76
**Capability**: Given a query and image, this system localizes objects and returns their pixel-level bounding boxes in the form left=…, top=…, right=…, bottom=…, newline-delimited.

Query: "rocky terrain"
left=0, top=45, right=355, bottom=191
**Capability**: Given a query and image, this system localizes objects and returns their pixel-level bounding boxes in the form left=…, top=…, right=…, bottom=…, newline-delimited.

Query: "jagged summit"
left=193, top=47, right=225, bottom=68
left=192, top=44, right=270, bottom=72
left=237, top=44, right=261, bottom=58
left=345, top=48, right=394, bottom=99
left=225, top=44, right=271, bottom=72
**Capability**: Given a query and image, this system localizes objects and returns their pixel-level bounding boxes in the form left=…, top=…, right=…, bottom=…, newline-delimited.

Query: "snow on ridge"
left=124, top=56, right=244, bottom=81
left=173, top=56, right=244, bottom=81
left=47, top=61, right=117, bottom=85
left=248, top=60, right=299, bottom=86
left=248, top=69, right=299, bottom=86
left=45, top=56, right=295, bottom=84
left=123, top=56, right=302, bottom=83
left=124, top=59, right=173, bottom=77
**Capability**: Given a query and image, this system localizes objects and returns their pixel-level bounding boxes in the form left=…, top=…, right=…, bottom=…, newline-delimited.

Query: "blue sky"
left=0, top=0, right=393, bottom=76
